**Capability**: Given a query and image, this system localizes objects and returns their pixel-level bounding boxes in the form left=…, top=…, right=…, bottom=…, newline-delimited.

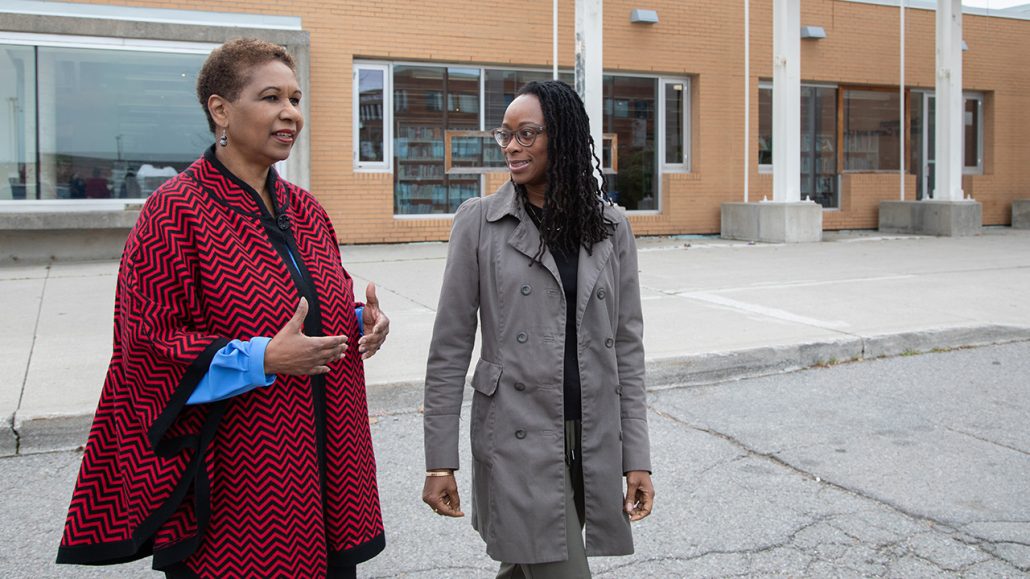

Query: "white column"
left=899, top=0, right=906, bottom=200
left=934, top=0, right=964, bottom=201
left=553, top=0, right=559, bottom=80
left=744, top=0, right=750, bottom=202
left=575, top=0, right=604, bottom=169
left=772, top=0, right=801, bottom=203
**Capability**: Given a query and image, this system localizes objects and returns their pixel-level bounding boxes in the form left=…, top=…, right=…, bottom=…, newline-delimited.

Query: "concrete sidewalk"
left=3, top=228, right=1029, bottom=455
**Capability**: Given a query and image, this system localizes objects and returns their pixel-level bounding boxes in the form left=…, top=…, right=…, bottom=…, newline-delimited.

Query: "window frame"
left=658, top=77, right=691, bottom=173
left=353, top=62, right=392, bottom=172
left=963, top=91, right=984, bottom=175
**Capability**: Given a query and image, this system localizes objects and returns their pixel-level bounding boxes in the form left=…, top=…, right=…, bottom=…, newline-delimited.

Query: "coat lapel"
left=495, top=182, right=561, bottom=283
left=575, top=233, right=614, bottom=329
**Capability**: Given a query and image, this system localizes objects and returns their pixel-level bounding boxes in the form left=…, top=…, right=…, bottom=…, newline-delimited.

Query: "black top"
left=525, top=203, right=582, bottom=421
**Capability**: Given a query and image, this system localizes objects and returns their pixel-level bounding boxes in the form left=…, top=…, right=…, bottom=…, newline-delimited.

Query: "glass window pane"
left=484, top=69, right=570, bottom=130
left=964, top=97, right=980, bottom=168
left=603, top=75, right=657, bottom=211
left=37, top=47, right=207, bottom=200
left=664, top=82, right=685, bottom=165
left=1, top=44, right=37, bottom=200
left=758, top=86, right=772, bottom=166
left=802, top=86, right=838, bottom=208
left=393, top=65, right=481, bottom=215
left=843, top=89, right=901, bottom=172
left=357, top=68, right=385, bottom=163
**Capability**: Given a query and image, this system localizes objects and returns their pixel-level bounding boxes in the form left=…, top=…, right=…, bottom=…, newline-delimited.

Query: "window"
left=393, top=65, right=480, bottom=215
left=354, top=64, right=390, bottom=170
left=2, top=43, right=207, bottom=201
left=603, top=75, right=657, bottom=210
left=964, top=93, right=983, bottom=172
left=843, top=88, right=901, bottom=172
left=757, top=83, right=839, bottom=208
left=358, top=62, right=689, bottom=215
left=660, top=78, right=690, bottom=172
left=1, top=44, right=36, bottom=200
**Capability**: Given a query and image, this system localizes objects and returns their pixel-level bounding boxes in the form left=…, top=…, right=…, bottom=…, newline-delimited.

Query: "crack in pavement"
left=943, top=425, right=1030, bottom=458
left=11, top=265, right=51, bottom=455
left=649, top=403, right=1025, bottom=573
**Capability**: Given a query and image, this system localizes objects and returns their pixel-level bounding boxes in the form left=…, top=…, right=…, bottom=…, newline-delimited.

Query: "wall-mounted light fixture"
left=800, top=26, right=826, bottom=39
left=630, top=9, right=658, bottom=24
left=962, top=40, right=969, bottom=51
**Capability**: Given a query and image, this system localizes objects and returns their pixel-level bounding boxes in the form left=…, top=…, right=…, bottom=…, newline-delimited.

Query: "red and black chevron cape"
left=57, top=147, right=385, bottom=577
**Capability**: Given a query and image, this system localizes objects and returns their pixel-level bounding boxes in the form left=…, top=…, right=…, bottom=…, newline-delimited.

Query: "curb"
left=6, top=324, right=1029, bottom=457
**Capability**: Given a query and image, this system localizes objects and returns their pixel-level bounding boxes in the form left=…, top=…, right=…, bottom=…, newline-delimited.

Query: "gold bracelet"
left=425, top=470, right=453, bottom=477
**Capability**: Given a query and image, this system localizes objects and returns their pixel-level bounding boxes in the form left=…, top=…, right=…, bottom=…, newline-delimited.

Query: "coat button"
left=514, top=382, right=526, bottom=392
left=515, top=429, right=527, bottom=439
left=596, top=288, right=607, bottom=300
left=605, top=337, right=614, bottom=348
left=521, top=284, right=532, bottom=296
left=616, top=386, right=623, bottom=396
left=517, top=332, right=528, bottom=343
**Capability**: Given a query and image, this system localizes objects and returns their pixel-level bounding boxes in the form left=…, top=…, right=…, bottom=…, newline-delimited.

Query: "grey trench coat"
left=424, top=182, right=651, bottom=564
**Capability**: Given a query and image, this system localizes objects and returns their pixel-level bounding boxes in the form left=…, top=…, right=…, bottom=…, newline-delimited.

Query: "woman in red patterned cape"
left=56, top=39, right=387, bottom=578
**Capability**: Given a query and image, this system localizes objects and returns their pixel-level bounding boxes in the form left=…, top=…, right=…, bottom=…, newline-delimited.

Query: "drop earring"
left=219, top=130, right=228, bottom=147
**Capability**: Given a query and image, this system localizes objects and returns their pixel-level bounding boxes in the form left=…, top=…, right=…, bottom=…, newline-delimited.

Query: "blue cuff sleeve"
left=355, top=306, right=365, bottom=336
left=187, top=337, right=277, bottom=405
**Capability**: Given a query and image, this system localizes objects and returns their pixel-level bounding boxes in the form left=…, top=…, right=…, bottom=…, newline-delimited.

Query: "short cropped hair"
left=196, top=38, right=297, bottom=133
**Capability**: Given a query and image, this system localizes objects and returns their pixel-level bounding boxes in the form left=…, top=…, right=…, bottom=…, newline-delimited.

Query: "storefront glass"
left=393, top=65, right=481, bottom=214
left=843, top=89, right=901, bottom=172
left=35, top=47, right=207, bottom=200
left=604, top=75, right=657, bottom=210
left=1, top=44, right=37, bottom=200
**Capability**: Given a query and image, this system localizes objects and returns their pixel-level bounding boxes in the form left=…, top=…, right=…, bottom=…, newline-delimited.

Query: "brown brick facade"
left=64, top=0, right=1030, bottom=241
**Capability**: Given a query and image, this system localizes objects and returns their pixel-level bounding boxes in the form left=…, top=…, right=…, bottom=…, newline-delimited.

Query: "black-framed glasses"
left=491, top=125, right=546, bottom=148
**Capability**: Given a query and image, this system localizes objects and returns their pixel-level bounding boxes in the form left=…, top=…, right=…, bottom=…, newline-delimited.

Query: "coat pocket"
left=471, top=359, right=502, bottom=462
left=471, top=358, right=502, bottom=397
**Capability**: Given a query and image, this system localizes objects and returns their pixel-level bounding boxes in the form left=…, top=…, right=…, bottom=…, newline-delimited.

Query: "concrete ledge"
left=12, top=325, right=1029, bottom=456
left=0, top=210, right=139, bottom=263
left=879, top=200, right=982, bottom=236
left=0, top=415, right=16, bottom=456
left=720, top=202, right=823, bottom=243
left=1012, top=200, right=1030, bottom=229
left=11, top=414, right=93, bottom=456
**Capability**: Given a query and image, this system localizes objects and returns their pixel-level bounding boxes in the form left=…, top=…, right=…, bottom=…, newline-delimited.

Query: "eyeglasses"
left=491, top=125, right=546, bottom=148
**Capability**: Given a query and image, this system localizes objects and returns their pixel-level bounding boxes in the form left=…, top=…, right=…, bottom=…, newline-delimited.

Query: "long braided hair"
left=514, top=80, right=614, bottom=263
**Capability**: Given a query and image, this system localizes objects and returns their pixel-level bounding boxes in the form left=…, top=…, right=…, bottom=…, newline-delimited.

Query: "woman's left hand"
left=358, top=282, right=390, bottom=359
left=624, top=470, right=654, bottom=521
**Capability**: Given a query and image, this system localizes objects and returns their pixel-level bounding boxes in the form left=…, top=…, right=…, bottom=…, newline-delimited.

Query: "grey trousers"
left=496, top=421, right=591, bottom=579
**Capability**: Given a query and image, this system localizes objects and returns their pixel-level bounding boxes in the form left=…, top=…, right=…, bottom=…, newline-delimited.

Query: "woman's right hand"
left=422, top=472, right=464, bottom=517
left=264, top=298, right=348, bottom=376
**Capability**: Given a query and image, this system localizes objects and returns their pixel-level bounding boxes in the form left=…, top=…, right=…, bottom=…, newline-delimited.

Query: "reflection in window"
left=758, top=86, right=772, bottom=166
left=33, top=47, right=208, bottom=200
left=357, top=68, right=385, bottom=164
left=603, top=75, right=657, bottom=211
left=664, top=81, right=686, bottom=166
left=843, top=89, right=901, bottom=172
left=964, top=96, right=981, bottom=170
left=484, top=69, right=573, bottom=129
left=757, top=84, right=839, bottom=208
left=1, top=45, right=36, bottom=200
left=393, top=65, right=480, bottom=215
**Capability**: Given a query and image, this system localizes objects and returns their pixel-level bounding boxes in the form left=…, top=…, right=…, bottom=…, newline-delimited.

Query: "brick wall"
left=65, top=0, right=1030, bottom=239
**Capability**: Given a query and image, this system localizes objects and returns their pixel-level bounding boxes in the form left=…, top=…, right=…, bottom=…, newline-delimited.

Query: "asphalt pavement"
left=2, top=341, right=1028, bottom=577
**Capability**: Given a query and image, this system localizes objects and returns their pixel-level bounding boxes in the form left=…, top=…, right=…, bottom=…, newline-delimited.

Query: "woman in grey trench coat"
left=422, top=80, right=654, bottom=578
